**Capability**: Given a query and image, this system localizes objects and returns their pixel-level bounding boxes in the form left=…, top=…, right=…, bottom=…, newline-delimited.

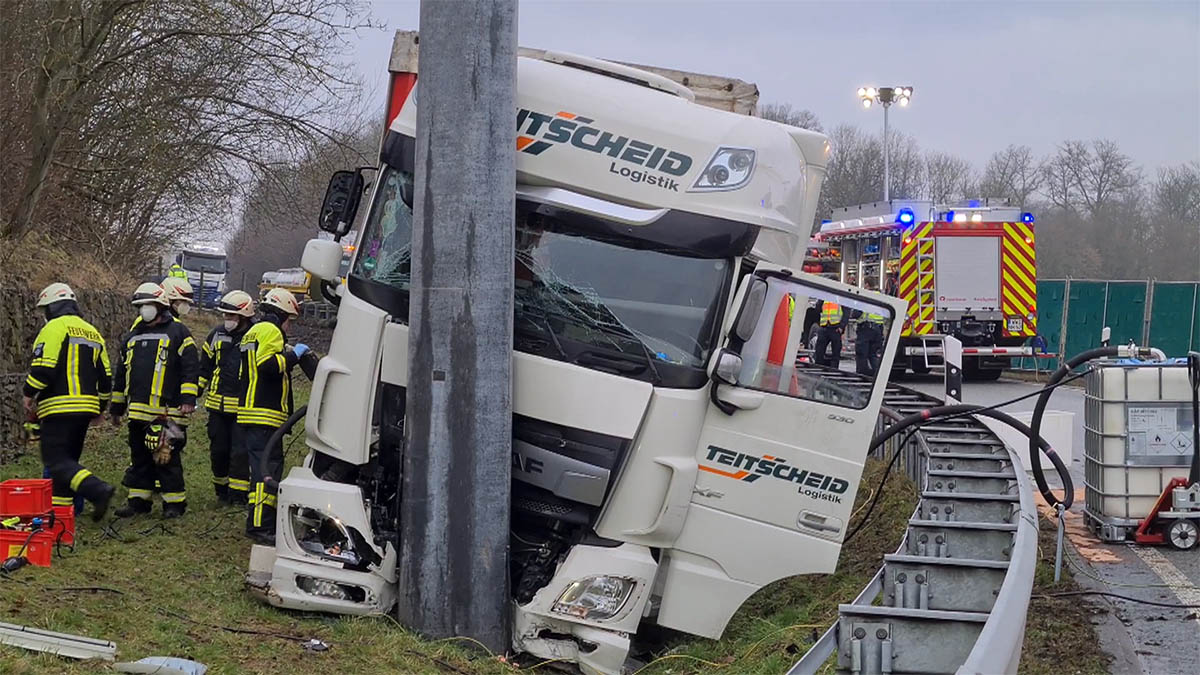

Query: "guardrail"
left=788, top=374, right=1039, bottom=675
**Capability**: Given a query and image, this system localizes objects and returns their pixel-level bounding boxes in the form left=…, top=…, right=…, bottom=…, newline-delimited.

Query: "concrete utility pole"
left=400, top=0, right=517, bottom=654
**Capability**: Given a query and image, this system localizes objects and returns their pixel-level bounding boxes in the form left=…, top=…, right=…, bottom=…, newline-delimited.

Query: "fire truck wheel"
left=1167, top=519, right=1199, bottom=550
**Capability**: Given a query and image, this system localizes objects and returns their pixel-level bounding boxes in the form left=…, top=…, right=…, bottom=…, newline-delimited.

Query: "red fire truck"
left=813, top=200, right=1039, bottom=379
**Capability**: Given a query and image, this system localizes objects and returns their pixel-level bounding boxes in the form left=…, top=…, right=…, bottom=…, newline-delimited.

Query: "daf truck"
left=246, top=30, right=905, bottom=675
left=178, top=241, right=228, bottom=305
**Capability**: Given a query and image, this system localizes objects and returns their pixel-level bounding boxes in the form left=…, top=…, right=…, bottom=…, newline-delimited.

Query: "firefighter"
left=813, top=300, right=844, bottom=369
left=853, top=308, right=887, bottom=377
left=201, top=290, right=256, bottom=505
left=22, top=283, right=116, bottom=521
left=161, top=276, right=194, bottom=317
left=110, top=283, right=200, bottom=518
left=238, top=288, right=316, bottom=543
left=168, top=261, right=187, bottom=280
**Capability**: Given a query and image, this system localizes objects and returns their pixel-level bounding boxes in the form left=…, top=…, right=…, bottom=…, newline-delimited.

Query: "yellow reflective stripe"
left=111, top=392, right=126, bottom=403
left=66, top=342, right=78, bottom=398
left=236, top=411, right=287, bottom=426
left=262, top=493, right=277, bottom=507
left=69, top=469, right=93, bottom=491
left=149, top=339, right=165, bottom=407
left=25, top=375, right=48, bottom=390
left=129, top=489, right=154, bottom=500
left=162, top=492, right=186, bottom=503
left=52, top=496, right=75, bottom=506
left=252, top=485, right=264, bottom=526
left=180, top=382, right=199, bottom=396
left=177, top=336, right=195, bottom=356
left=228, top=479, right=251, bottom=491
left=212, top=476, right=229, bottom=485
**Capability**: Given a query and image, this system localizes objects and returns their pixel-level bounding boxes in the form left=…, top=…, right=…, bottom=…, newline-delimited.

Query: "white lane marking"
left=1132, top=546, right=1200, bottom=630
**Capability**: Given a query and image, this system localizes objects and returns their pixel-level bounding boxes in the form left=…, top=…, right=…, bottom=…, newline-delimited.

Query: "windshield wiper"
left=515, top=309, right=569, bottom=361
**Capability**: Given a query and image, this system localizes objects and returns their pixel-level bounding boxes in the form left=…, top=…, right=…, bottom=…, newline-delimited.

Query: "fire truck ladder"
left=915, top=234, right=937, bottom=331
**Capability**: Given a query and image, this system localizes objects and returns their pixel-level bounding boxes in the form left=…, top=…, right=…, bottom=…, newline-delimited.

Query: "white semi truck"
left=246, top=31, right=905, bottom=675
left=177, top=241, right=228, bottom=305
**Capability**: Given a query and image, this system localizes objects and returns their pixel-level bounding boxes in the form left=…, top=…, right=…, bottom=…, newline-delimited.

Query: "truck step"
left=905, top=520, right=1017, bottom=561
left=882, top=554, right=1009, bottom=613
left=923, top=435, right=1005, bottom=447
left=835, top=605, right=988, bottom=674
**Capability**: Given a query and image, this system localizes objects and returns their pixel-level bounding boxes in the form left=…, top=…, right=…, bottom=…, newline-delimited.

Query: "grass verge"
left=1018, top=513, right=1112, bottom=675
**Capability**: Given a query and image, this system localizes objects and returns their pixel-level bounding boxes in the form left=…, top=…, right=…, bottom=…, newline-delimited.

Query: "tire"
left=1167, top=519, right=1199, bottom=550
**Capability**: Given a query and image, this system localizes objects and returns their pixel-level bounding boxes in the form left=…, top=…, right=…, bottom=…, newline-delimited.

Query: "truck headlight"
left=289, top=506, right=361, bottom=566
left=690, top=147, right=756, bottom=192
left=551, top=575, right=636, bottom=622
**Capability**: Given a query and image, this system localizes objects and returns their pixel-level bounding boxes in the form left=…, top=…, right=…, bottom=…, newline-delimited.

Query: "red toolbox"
left=0, top=528, right=54, bottom=567
left=0, top=479, right=52, bottom=515
left=52, top=505, right=75, bottom=546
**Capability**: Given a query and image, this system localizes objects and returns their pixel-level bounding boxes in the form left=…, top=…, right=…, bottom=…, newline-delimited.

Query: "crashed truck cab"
left=247, top=38, right=906, bottom=675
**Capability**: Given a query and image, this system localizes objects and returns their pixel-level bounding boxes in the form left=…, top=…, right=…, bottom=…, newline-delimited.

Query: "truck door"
left=660, top=263, right=905, bottom=634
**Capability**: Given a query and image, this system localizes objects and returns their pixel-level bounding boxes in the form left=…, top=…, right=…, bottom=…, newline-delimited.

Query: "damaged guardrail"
left=788, top=377, right=1039, bottom=675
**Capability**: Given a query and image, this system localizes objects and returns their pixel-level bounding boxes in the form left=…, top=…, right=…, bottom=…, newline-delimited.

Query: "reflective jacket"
left=819, top=301, right=843, bottom=327
left=111, top=318, right=199, bottom=424
left=168, top=264, right=187, bottom=279
left=237, top=320, right=298, bottom=427
left=200, top=322, right=251, bottom=413
left=23, top=315, right=112, bottom=418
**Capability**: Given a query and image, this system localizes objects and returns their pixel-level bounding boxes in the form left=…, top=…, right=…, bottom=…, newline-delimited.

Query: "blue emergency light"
left=944, top=210, right=955, bottom=223
left=1022, top=212, right=1035, bottom=223
left=896, top=208, right=915, bottom=225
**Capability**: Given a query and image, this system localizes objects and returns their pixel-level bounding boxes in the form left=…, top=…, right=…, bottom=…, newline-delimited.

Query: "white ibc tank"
left=1084, top=362, right=1196, bottom=536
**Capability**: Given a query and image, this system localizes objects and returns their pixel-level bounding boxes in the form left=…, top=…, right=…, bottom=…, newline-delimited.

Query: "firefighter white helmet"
left=131, top=282, right=171, bottom=307
left=261, top=287, right=301, bottom=317
left=161, top=277, right=195, bottom=304
left=36, top=283, right=76, bottom=307
left=217, top=290, right=256, bottom=318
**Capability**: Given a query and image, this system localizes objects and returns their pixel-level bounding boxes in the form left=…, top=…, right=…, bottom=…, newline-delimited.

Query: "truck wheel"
left=1168, top=519, right=1199, bottom=550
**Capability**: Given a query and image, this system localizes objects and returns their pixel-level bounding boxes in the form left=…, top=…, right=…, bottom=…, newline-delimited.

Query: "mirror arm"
left=709, top=381, right=737, bottom=416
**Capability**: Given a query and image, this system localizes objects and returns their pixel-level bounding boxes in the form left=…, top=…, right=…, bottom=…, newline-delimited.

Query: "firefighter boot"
left=91, top=484, right=116, bottom=522
left=214, top=482, right=231, bottom=504
left=114, top=496, right=153, bottom=518
left=163, top=501, right=187, bottom=519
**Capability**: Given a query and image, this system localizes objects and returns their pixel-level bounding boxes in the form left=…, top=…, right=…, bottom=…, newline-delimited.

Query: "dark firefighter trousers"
left=208, top=411, right=249, bottom=503
left=814, top=325, right=842, bottom=369
left=41, top=413, right=110, bottom=507
left=855, top=323, right=884, bottom=377
left=238, top=423, right=284, bottom=536
left=123, top=420, right=186, bottom=511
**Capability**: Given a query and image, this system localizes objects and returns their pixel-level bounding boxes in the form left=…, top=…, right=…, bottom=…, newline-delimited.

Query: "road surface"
left=903, top=374, right=1200, bottom=675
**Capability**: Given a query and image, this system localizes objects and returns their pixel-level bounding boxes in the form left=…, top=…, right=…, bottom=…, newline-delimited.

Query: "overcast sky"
left=350, top=0, right=1199, bottom=172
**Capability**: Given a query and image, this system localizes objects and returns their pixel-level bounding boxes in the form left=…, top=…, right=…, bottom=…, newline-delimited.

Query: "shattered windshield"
left=351, top=167, right=733, bottom=388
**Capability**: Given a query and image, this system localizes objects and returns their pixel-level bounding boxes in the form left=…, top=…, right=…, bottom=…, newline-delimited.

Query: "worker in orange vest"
left=813, top=300, right=844, bottom=368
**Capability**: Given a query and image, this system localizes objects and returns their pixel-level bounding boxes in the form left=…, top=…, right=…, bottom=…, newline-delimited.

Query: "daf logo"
left=827, top=414, right=855, bottom=425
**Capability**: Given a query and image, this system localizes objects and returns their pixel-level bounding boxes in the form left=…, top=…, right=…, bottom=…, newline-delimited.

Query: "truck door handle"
left=798, top=510, right=842, bottom=534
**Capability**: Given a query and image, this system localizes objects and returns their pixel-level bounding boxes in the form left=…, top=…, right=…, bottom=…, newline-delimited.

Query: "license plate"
left=1006, top=317, right=1023, bottom=332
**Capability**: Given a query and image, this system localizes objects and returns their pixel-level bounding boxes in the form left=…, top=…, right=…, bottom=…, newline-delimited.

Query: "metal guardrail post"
left=944, top=336, right=963, bottom=403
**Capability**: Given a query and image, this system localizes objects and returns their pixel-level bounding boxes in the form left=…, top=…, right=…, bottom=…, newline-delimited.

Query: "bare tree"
left=885, top=130, right=924, bottom=200
left=924, top=151, right=975, bottom=203
left=757, top=102, right=824, bottom=132
left=0, top=0, right=371, bottom=261
left=978, top=145, right=1041, bottom=208
left=1040, top=139, right=1140, bottom=217
left=1147, top=162, right=1200, bottom=280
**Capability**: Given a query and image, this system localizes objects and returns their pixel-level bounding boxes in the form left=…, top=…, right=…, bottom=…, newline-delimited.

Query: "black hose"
left=1026, top=347, right=1118, bottom=508
left=870, top=403, right=1073, bottom=508
left=1188, top=352, right=1200, bottom=485
left=262, top=405, right=308, bottom=491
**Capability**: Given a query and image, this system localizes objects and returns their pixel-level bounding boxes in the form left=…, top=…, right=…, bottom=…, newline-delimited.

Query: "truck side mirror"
left=319, top=170, right=365, bottom=237
left=713, top=350, right=743, bottom=385
left=302, top=239, right=344, bottom=281
left=734, top=278, right=768, bottom=342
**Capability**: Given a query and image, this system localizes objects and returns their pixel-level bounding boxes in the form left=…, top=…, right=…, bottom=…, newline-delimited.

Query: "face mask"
left=140, top=305, right=158, bottom=322
left=223, top=319, right=239, bottom=332
left=173, top=301, right=191, bottom=316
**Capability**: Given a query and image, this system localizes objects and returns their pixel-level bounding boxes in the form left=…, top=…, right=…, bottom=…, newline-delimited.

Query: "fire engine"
left=815, top=200, right=1038, bottom=379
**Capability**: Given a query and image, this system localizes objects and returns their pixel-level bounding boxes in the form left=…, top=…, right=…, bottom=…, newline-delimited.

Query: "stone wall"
left=0, top=281, right=132, bottom=463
